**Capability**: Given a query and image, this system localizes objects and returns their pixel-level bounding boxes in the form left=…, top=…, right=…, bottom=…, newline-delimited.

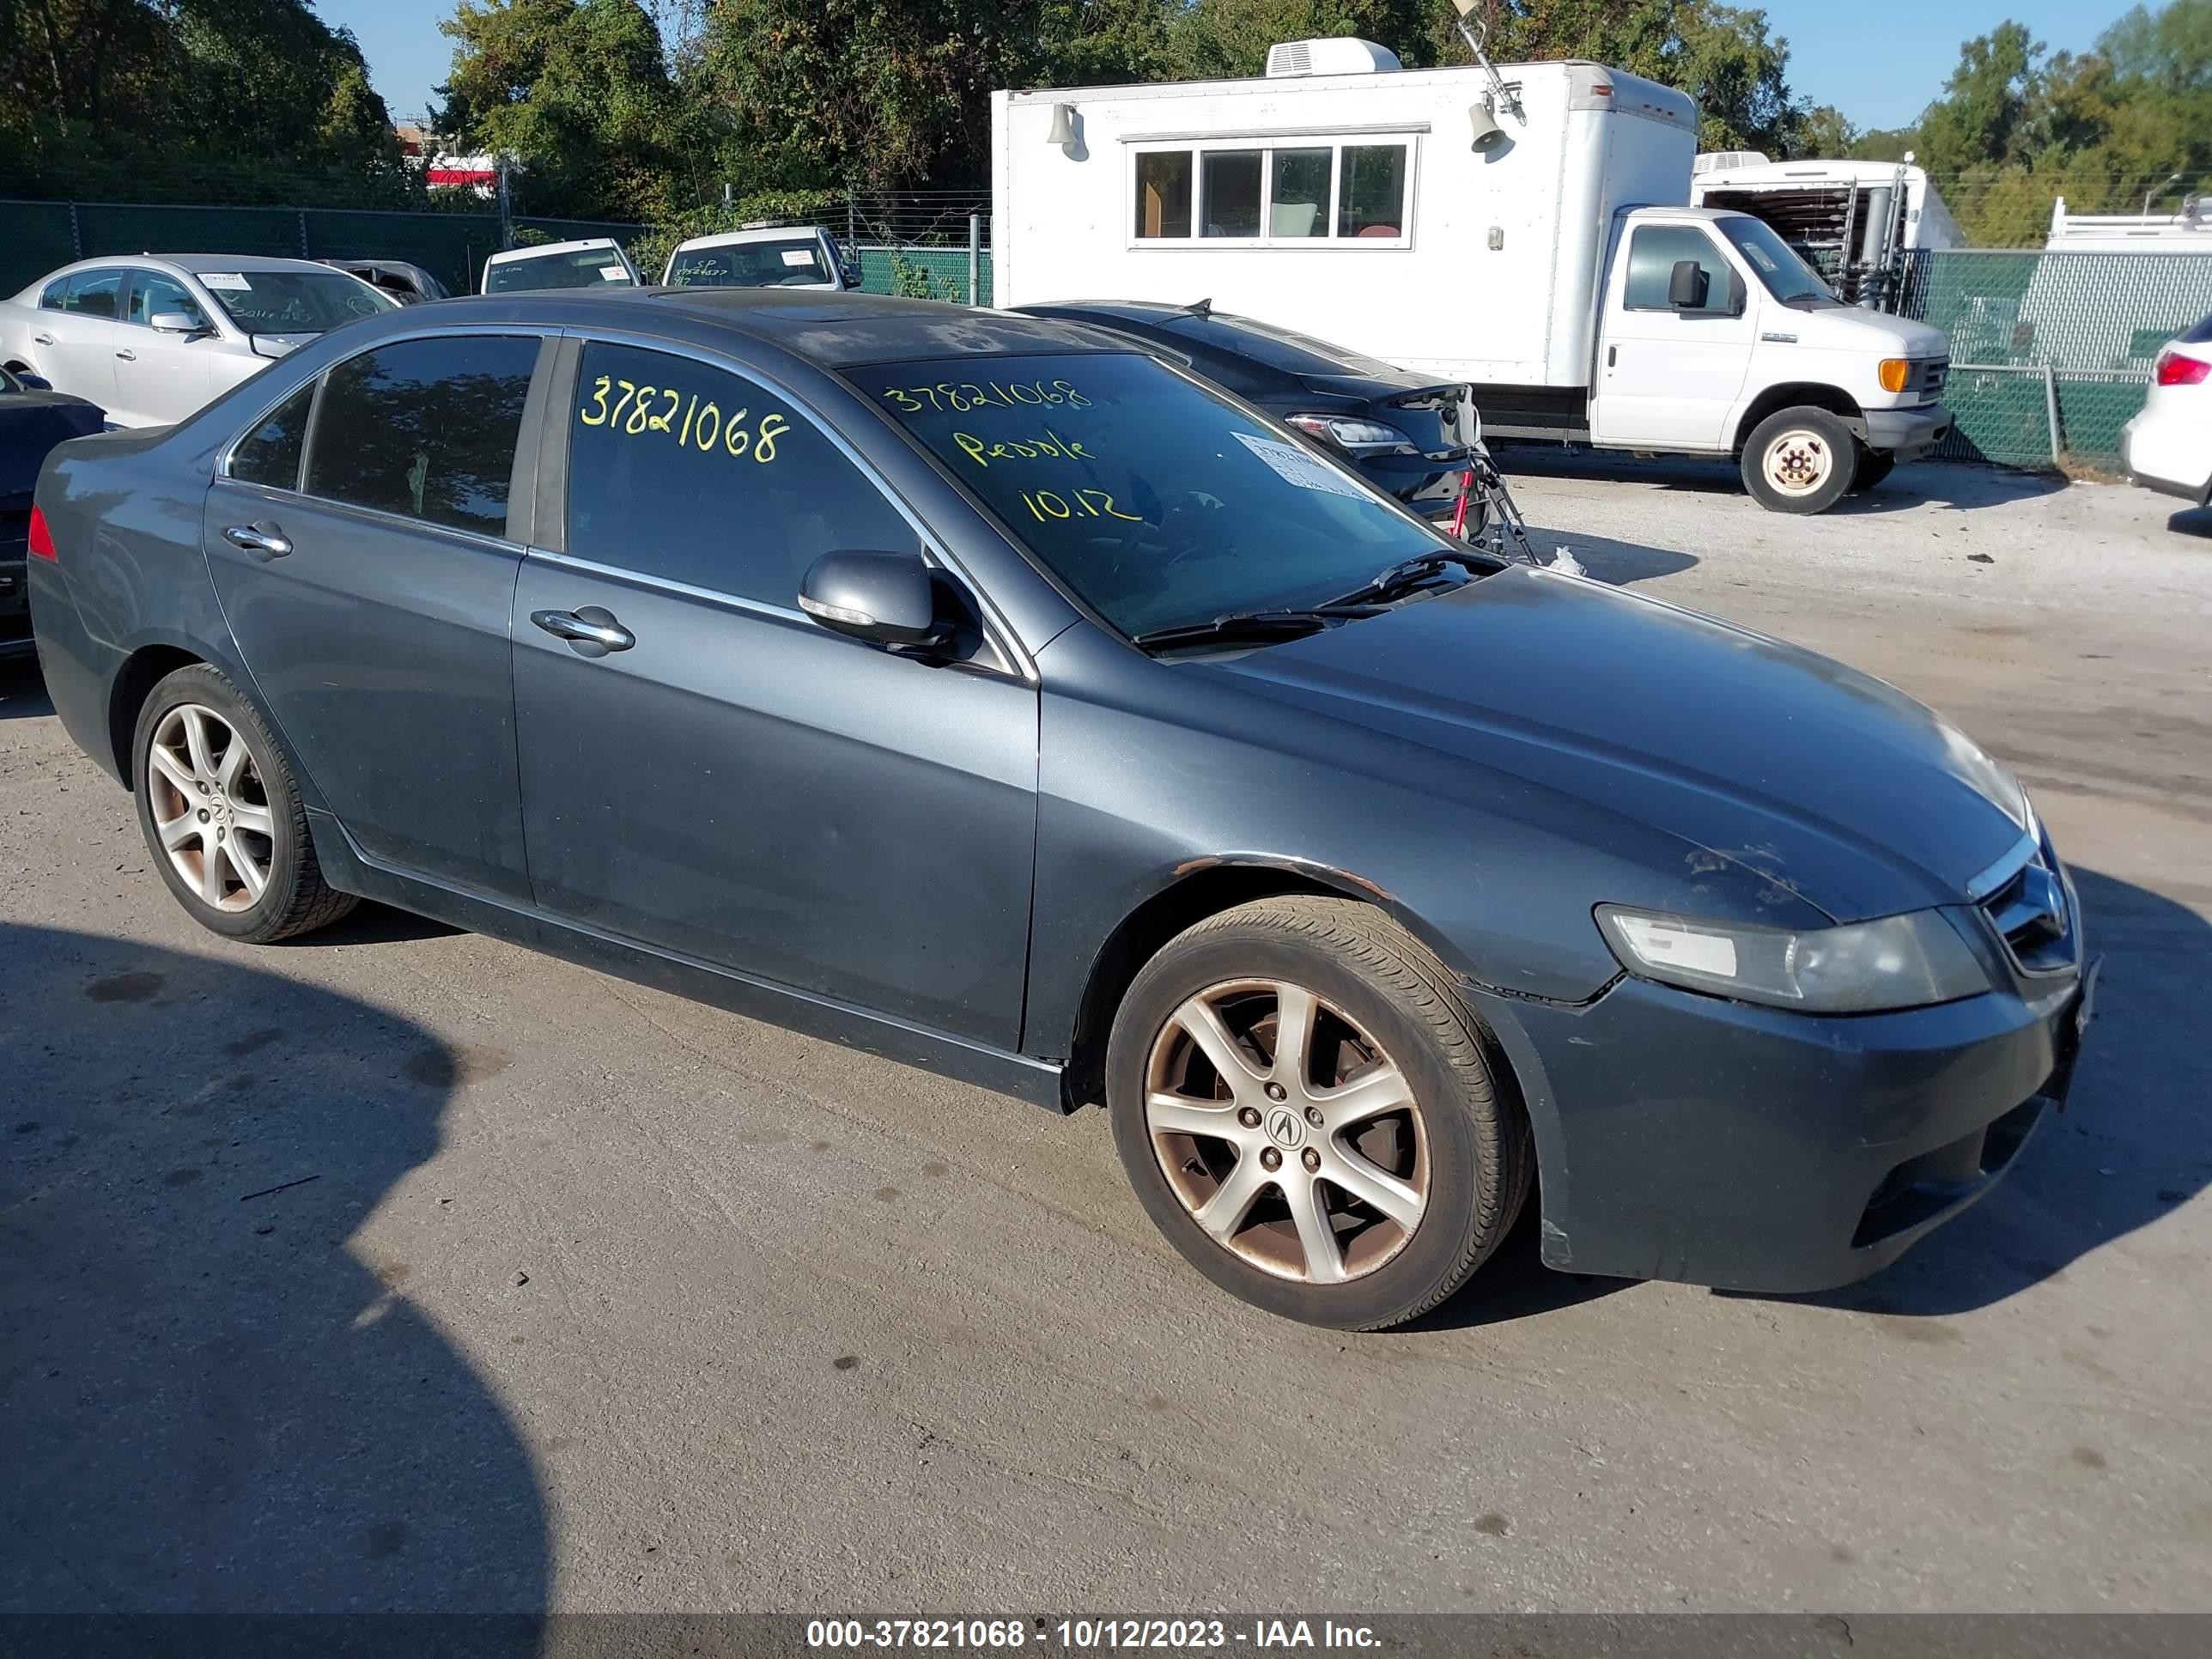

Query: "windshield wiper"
left=1131, top=605, right=1376, bottom=651
left=1328, top=549, right=1492, bottom=610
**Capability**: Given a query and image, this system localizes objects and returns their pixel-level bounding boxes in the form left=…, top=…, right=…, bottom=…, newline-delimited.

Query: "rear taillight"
left=2155, top=349, right=2211, bottom=386
left=27, top=505, right=57, bottom=562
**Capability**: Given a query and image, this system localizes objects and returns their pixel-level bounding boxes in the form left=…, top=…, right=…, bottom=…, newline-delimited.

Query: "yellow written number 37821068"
left=579, top=374, right=789, bottom=463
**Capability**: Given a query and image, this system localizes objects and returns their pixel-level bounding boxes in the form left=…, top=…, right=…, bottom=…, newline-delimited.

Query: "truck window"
left=1624, top=228, right=1732, bottom=311
left=1338, top=146, right=1406, bottom=238
left=1270, top=149, right=1332, bottom=237
left=1136, top=153, right=1193, bottom=239
left=1202, top=150, right=1262, bottom=238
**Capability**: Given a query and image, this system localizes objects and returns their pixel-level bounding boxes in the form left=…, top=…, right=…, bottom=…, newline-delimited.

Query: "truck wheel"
left=1850, top=447, right=1897, bottom=494
left=1741, top=408, right=1856, bottom=514
left=1107, top=896, right=1532, bottom=1330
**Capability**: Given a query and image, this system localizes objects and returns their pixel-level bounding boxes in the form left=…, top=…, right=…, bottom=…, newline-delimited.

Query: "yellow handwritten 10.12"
left=578, top=375, right=789, bottom=463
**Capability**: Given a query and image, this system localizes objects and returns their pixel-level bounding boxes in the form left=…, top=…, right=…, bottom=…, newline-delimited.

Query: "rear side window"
left=63, top=269, right=125, bottom=319
left=303, top=335, right=538, bottom=536
left=229, top=383, right=316, bottom=490
left=40, top=278, right=68, bottom=310
left=564, top=341, right=918, bottom=607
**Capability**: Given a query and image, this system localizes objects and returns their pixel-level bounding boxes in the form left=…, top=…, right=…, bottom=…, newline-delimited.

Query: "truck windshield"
left=668, top=239, right=834, bottom=287
left=485, top=247, right=635, bottom=293
left=843, top=352, right=1455, bottom=641
left=1717, top=217, right=1838, bottom=307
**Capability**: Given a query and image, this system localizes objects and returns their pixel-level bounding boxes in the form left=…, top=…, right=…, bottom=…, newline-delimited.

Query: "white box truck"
left=993, top=39, right=1954, bottom=512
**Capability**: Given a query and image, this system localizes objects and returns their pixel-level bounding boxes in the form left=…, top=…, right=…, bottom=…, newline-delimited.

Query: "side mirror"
left=798, top=549, right=950, bottom=649
left=149, top=312, right=207, bottom=336
left=1667, top=260, right=1710, bottom=310
left=841, top=261, right=863, bottom=289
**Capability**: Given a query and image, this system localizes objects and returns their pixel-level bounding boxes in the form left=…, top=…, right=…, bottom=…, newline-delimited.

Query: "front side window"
left=1201, top=150, right=1262, bottom=238
left=564, top=341, right=918, bottom=608
left=668, top=239, right=834, bottom=287
left=485, top=247, right=635, bottom=293
left=128, top=272, right=210, bottom=330
left=1134, top=152, right=1193, bottom=239
left=846, top=352, right=1447, bottom=640
left=304, top=335, right=538, bottom=536
left=229, top=382, right=316, bottom=490
left=63, top=269, right=125, bottom=319
left=198, top=269, right=395, bottom=335
left=1623, top=227, right=1735, bottom=311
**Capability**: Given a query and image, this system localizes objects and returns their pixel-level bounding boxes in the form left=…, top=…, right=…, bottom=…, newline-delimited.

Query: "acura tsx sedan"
left=26, top=289, right=2094, bottom=1329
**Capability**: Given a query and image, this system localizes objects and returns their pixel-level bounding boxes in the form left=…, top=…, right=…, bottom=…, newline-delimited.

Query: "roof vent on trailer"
left=1693, top=150, right=1772, bottom=173
left=1265, top=39, right=1401, bottom=78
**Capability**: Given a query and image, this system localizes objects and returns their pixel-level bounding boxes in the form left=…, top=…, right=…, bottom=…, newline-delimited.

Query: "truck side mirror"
left=1667, top=260, right=1710, bottom=310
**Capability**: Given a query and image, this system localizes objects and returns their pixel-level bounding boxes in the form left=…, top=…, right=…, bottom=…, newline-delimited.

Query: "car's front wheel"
left=1741, top=406, right=1857, bottom=514
left=131, top=664, right=356, bottom=943
left=1108, top=896, right=1531, bottom=1329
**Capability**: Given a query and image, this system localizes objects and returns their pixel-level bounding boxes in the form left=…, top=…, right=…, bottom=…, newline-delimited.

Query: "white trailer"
left=993, top=40, right=1953, bottom=513
left=1690, top=155, right=1965, bottom=302
left=2046, top=195, right=2212, bottom=254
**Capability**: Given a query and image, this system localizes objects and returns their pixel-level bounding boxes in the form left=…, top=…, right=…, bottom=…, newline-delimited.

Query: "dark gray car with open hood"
left=27, top=289, right=2094, bottom=1329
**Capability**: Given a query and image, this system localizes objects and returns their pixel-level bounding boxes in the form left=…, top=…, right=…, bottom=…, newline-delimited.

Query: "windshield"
left=1717, top=216, right=1838, bottom=307
left=844, top=352, right=1451, bottom=640
left=668, top=238, right=835, bottom=287
left=199, top=270, right=396, bottom=334
left=485, top=246, right=636, bottom=294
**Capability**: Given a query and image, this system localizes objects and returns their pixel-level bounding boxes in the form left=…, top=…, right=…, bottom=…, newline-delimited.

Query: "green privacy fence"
left=0, top=199, right=996, bottom=307
left=1893, top=248, right=2212, bottom=466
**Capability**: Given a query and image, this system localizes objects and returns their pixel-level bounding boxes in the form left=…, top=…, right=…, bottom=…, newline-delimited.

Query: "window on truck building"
left=1132, top=140, right=1411, bottom=245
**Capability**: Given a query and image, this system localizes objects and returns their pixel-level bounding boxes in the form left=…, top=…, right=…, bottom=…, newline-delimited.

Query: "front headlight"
left=1595, top=905, right=1991, bottom=1013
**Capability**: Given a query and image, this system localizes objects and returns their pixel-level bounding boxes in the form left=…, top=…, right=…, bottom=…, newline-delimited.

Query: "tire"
left=1850, top=446, right=1897, bottom=494
left=1107, top=896, right=1532, bottom=1330
left=131, top=663, right=356, bottom=944
left=1741, top=406, right=1857, bottom=514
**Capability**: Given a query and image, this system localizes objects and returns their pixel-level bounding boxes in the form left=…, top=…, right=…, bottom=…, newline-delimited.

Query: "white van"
left=994, top=40, right=1954, bottom=512
left=482, top=239, right=641, bottom=295
left=662, top=225, right=857, bottom=289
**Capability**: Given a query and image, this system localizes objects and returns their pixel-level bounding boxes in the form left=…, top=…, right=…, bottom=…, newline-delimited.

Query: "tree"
left=436, top=0, right=693, bottom=219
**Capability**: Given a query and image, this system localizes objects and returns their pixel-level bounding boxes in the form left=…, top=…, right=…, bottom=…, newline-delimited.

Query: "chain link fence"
left=1893, top=247, right=2212, bottom=467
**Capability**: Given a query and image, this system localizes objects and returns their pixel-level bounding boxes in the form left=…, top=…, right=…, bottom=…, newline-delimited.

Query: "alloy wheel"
left=1143, top=978, right=1429, bottom=1284
left=145, top=702, right=276, bottom=913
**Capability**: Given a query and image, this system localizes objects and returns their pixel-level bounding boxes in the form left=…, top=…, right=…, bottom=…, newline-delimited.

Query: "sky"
left=331, top=0, right=2144, bottom=135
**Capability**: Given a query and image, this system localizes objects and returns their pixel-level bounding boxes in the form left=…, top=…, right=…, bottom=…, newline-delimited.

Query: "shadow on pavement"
left=1495, top=447, right=2067, bottom=514
left=0, top=923, right=546, bottom=1627
left=1774, top=865, right=2210, bottom=1319
left=1, top=652, right=53, bottom=720
left=2166, top=505, right=2212, bottom=538
left=1522, top=525, right=1698, bottom=586
left=1400, top=1204, right=1633, bottom=1334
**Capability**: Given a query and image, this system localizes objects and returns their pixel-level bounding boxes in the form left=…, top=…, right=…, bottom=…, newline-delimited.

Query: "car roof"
left=487, top=239, right=621, bottom=262
left=34, top=253, right=348, bottom=279
left=1013, top=301, right=1428, bottom=386
left=676, top=227, right=831, bottom=252
left=369, top=288, right=1128, bottom=368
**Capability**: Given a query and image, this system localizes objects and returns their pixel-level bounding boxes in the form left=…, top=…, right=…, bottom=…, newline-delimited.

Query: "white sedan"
left=2121, top=318, right=2212, bottom=507
left=0, top=255, right=396, bottom=428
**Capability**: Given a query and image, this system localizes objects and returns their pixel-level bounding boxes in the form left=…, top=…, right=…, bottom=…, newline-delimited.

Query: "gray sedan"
left=27, top=289, right=2093, bottom=1329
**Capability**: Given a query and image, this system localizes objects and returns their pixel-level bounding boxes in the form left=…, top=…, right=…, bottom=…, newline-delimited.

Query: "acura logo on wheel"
left=1264, top=1106, right=1306, bottom=1149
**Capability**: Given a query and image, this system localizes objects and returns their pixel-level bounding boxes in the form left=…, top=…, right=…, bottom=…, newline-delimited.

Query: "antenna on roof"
left=1184, top=297, right=1212, bottom=318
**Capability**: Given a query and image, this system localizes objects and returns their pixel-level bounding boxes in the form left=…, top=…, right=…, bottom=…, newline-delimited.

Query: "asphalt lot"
left=3, top=459, right=2209, bottom=1615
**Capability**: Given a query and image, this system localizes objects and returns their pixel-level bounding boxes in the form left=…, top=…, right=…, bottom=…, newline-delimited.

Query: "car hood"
left=249, top=333, right=319, bottom=360
left=1778, top=305, right=1949, bottom=358
left=1199, top=568, right=2029, bottom=922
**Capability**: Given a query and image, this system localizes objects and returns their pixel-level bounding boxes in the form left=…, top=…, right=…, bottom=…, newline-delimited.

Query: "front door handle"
left=1607, top=345, right=1617, bottom=368
left=32, top=332, right=52, bottom=346
left=222, top=522, right=291, bottom=558
left=115, top=348, right=136, bottom=362
left=531, top=607, right=635, bottom=653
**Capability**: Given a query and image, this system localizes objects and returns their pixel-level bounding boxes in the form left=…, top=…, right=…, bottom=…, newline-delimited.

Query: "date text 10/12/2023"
left=804, top=1619, right=1382, bottom=1650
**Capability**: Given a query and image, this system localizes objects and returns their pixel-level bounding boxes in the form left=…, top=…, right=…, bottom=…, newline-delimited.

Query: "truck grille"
left=1919, top=358, right=1949, bottom=398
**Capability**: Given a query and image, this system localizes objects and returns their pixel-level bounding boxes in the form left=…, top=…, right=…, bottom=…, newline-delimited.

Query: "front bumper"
left=1468, top=955, right=2093, bottom=1294
left=1862, top=402, right=1951, bottom=461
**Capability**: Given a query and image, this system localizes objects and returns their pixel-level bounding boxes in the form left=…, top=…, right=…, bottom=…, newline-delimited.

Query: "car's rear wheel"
left=1108, top=896, right=1531, bottom=1329
left=132, top=665, right=356, bottom=943
left=1741, top=406, right=1856, bottom=514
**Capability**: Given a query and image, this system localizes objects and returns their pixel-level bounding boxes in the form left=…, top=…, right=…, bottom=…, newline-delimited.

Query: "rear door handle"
left=222, top=523, right=292, bottom=558
left=1607, top=345, right=1617, bottom=368
left=32, top=332, right=52, bottom=346
left=115, top=348, right=136, bottom=362
left=531, top=607, right=635, bottom=653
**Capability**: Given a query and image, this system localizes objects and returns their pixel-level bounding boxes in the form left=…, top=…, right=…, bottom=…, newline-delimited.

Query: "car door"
left=45, top=268, right=128, bottom=413
left=202, top=331, right=548, bottom=903
left=118, top=269, right=217, bottom=425
left=1592, top=224, right=1755, bottom=449
left=511, top=336, right=1039, bottom=1048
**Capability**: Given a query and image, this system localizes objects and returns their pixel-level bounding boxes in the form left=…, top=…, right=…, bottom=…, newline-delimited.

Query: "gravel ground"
left=3, top=459, right=2208, bottom=1616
